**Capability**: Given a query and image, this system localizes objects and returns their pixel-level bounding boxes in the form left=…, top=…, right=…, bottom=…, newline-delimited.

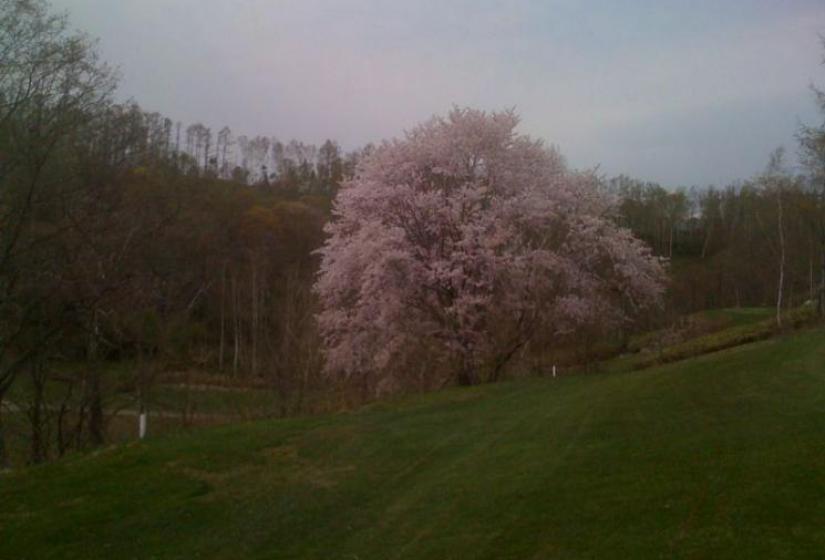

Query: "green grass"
left=2, top=327, right=825, bottom=559
left=621, top=305, right=817, bottom=371
left=627, top=307, right=773, bottom=354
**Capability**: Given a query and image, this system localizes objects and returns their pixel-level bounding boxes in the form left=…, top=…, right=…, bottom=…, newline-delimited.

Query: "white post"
left=552, top=365, right=557, bottom=378
left=139, top=411, right=147, bottom=440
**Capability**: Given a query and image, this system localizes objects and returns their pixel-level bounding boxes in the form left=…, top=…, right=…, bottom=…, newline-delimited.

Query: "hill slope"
left=2, top=328, right=824, bottom=559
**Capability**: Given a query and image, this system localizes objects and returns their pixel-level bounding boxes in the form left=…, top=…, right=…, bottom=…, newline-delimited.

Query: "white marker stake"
left=552, top=365, right=557, bottom=378
left=139, top=412, right=147, bottom=440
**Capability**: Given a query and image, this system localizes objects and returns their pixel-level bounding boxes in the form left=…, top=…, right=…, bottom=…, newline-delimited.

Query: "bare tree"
left=0, top=0, right=115, bottom=465
left=798, top=50, right=825, bottom=317
left=765, top=148, right=788, bottom=326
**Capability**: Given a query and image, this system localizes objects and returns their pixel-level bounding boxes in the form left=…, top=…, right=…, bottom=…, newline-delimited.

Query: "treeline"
left=142, top=113, right=369, bottom=196
left=607, top=153, right=825, bottom=319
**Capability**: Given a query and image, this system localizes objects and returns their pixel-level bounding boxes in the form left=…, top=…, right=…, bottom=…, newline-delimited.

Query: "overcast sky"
left=52, top=0, right=825, bottom=187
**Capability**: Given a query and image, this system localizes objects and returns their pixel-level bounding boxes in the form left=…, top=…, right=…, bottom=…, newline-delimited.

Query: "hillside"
left=1, top=328, right=824, bottom=559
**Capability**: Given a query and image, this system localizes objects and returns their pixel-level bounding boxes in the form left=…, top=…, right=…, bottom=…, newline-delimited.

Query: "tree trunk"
left=701, top=225, right=712, bottom=259
left=73, top=393, right=87, bottom=449
left=88, top=371, right=104, bottom=446
left=0, top=395, right=8, bottom=469
left=776, top=187, right=785, bottom=328
left=204, top=133, right=211, bottom=171
left=810, top=252, right=815, bottom=303
left=232, top=272, right=240, bottom=376
left=816, top=181, right=825, bottom=318
left=28, top=362, right=47, bottom=464
left=819, top=240, right=825, bottom=317
left=56, top=386, right=72, bottom=458
left=87, top=310, right=104, bottom=446
left=251, top=261, right=258, bottom=377
left=219, top=262, right=226, bottom=371
left=457, top=355, right=478, bottom=386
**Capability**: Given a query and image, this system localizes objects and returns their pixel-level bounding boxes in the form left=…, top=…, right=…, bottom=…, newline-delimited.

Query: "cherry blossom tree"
left=315, top=108, right=665, bottom=388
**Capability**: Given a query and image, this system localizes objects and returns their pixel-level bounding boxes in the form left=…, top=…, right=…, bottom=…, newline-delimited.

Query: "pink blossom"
left=315, top=108, right=665, bottom=386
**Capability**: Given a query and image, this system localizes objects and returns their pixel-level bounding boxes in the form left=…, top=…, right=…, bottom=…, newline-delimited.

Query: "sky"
left=52, top=0, right=825, bottom=187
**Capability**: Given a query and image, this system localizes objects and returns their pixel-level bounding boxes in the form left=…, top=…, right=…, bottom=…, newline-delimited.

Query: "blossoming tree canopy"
left=315, top=107, right=666, bottom=387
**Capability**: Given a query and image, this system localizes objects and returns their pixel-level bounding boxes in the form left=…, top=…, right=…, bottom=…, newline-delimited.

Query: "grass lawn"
left=1, top=327, right=824, bottom=559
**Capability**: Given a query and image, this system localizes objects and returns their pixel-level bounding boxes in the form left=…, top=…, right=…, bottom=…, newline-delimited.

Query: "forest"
left=1, top=0, right=824, bottom=469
